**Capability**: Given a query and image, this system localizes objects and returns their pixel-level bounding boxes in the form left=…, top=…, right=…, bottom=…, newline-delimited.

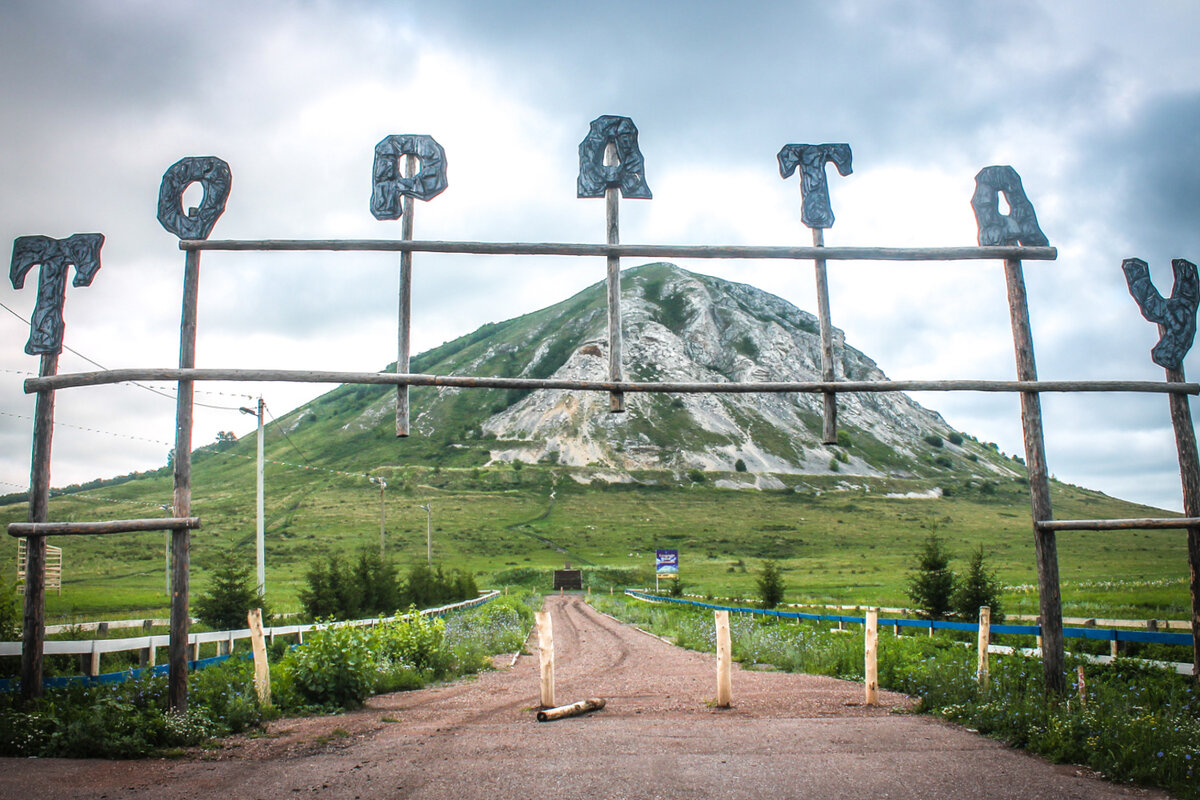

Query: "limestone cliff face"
left=470, top=263, right=1015, bottom=479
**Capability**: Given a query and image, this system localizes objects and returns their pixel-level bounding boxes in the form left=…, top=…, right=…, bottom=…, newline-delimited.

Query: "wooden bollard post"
left=247, top=608, right=271, bottom=707
left=864, top=608, right=878, bottom=706
left=536, top=610, right=555, bottom=708
left=139, top=620, right=153, bottom=668
left=715, top=610, right=732, bottom=708
left=1076, top=664, right=1087, bottom=706
left=977, top=606, right=991, bottom=691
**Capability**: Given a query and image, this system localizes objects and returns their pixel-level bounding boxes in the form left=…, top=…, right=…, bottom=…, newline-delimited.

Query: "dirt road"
left=0, top=595, right=1167, bottom=799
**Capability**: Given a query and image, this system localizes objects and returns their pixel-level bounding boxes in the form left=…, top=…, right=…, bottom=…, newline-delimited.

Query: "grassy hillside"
left=0, top=462, right=1186, bottom=623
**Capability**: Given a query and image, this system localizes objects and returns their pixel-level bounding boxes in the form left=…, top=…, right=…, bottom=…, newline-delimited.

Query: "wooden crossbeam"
left=25, top=370, right=1199, bottom=395
left=1037, top=517, right=1200, bottom=532
left=179, top=239, right=1058, bottom=261
left=8, top=518, right=200, bottom=537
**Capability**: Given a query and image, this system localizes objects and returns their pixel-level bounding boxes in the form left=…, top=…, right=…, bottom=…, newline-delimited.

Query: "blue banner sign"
left=656, top=549, right=679, bottom=577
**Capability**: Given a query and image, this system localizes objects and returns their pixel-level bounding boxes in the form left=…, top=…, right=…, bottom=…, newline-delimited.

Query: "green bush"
left=283, top=621, right=377, bottom=709
left=734, top=458, right=748, bottom=473
left=0, top=578, right=21, bottom=641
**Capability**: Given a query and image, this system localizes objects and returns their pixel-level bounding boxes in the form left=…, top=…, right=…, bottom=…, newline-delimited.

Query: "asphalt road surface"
left=0, top=595, right=1169, bottom=799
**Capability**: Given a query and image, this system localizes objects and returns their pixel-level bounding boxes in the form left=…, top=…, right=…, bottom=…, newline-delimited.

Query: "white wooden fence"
left=0, top=590, right=499, bottom=677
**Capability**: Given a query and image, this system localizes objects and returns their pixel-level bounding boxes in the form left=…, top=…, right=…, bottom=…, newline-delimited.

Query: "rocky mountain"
left=279, top=262, right=1019, bottom=483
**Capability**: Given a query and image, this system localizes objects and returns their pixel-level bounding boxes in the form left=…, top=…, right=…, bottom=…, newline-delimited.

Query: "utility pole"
left=240, top=398, right=265, bottom=598
left=420, top=503, right=432, bottom=565
left=378, top=478, right=387, bottom=559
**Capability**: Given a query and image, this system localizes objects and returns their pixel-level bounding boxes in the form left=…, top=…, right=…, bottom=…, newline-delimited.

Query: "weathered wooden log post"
left=778, top=143, right=853, bottom=444
left=158, top=155, right=231, bottom=711
left=578, top=115, right=652, bottom=414
left=369, top=135, right=448, bottom=436
left=977, top=605, right=991, bottom=691
left=972, top=165, right=1064, bottom=694
left=1122, top=256, right=1200, bottom=681
left=536, top=609, right=555, bottom=708
left=864, top=608, right=879, bottom=706
left=715, top=609, right=732, bottom=708
left=10, top=232, right=104, bottom=702
left=247, top=608, right=271, bottom=707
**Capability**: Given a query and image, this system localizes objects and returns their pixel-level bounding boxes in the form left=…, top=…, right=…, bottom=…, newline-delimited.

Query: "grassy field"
left=0, top=461, right=1188, bottom=624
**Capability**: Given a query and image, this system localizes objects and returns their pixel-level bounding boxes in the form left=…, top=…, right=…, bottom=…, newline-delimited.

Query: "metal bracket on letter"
left=777, top=144, right=853, bottom=229
left=1123, top=257, right=1199, bottom=370
left=971, top=165, right=1049, bottom=247
left=157, top=156, right=232, bottom=240
left=577, top=115, right=651, bottom=199
left=10, top=234, right=104, bottom=355
left=370, top=134, right=448, bottom=220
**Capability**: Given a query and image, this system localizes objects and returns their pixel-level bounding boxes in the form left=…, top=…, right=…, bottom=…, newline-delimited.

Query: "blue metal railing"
left=624, top=591, right=1192, bottom=647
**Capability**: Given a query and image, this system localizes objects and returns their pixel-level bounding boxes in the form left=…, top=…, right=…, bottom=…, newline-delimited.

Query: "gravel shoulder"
left=0, top=595, right=1169, bottom=799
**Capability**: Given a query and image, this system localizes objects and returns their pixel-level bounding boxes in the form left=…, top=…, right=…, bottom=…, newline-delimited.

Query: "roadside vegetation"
left=590, top=594, right=1200, bottom=799
left=0, top=591, right=537, bottom=759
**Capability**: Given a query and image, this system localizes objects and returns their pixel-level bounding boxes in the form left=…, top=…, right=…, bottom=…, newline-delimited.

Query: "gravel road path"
left=0, top=595, right=1168, bottom=799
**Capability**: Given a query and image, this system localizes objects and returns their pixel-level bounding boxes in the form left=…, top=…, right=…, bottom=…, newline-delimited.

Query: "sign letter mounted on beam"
left=10, top=234, right=104, bottom=355
left=157, top=156, right=232, bottom=241
left=577, top=115, right=652, bottom=199
left=1122, top=257, right=1199, bottom=371
left=777, top=143, right=852, bottom=230
left=971, top=165, right=1049, bottom=247
left=370, top=134, right=448, bottom=220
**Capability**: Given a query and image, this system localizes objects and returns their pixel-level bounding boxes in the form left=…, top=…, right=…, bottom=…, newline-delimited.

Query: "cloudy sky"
left=2, top=1, right=1199, bottom=511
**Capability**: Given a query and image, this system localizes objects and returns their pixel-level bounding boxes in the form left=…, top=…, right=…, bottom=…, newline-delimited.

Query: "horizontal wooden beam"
left=25, top=369, right=1198, bottom=396
left=8, top=518, right=201, bottom=537
left=1037, top=517, right=1200, bottom=532
left=179, top=238, right=1058, bottom=262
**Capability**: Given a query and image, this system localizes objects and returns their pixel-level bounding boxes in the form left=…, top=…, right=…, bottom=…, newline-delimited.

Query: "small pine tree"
left=756, top=560, right=786, bottom=609
left=953, top=545, right=1005, bottom=622
left=194, top=560, right=268, bottom=630
left=906, top=533, right=955, bottom=620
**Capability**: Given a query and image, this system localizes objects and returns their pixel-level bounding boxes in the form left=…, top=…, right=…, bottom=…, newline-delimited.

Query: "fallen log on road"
left=536, top=697, right=606, bottom=722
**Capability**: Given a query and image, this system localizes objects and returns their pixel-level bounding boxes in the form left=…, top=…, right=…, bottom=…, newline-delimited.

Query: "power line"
left=263, top=403, right=310, bottom=464
left=1, top=299, right=250, bottom=410
left=0, top=409, right=173, bottom=447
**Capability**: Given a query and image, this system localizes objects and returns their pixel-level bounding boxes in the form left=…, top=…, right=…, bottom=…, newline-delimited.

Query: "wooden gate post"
left=169, top=247, right=200, bottom=712
left=1004, top=258, right=1065, bottom=695
left=1164, top=363, right=1200, bottom=681
left=20, top=351, right=58, bottom=703
left=715, top=610, right=732, bottom=708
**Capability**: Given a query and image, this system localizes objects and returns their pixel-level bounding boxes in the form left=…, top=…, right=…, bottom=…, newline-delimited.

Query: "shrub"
left=687, top=468, right=706, bottom=483
left=924, top=434, right=944, bottom=448
left=194, top=560, right=268, bottom=631
left=907, top=534, right=955, bottom=620
left=947, top=432, right=964, bottom=446
left=284, top=621, right=377, bottom=709
left=756, top=561, right=786, bottom=609
left=734, top=458, right=748, bottom=473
